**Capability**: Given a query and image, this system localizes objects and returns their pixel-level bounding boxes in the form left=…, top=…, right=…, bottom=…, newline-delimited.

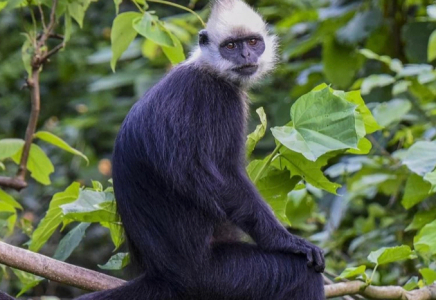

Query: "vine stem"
left=131, top=0, right=144, bottom=13
left=253, top=144, right=282, bottom=184
left=147, top=0, right=206, bottom=28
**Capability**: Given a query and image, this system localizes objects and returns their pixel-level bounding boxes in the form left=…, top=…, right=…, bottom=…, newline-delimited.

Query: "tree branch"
left=0, top=241, right=435, bottom=300
left=0, top=241, right=125, bottom=291
left=0, top=0, right=63, bottom=191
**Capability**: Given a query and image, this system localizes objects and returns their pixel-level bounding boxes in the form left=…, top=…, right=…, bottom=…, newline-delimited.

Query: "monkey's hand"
left=263, top=233, right=325, bottom=273
left=288, top=235, right=325, bottom=273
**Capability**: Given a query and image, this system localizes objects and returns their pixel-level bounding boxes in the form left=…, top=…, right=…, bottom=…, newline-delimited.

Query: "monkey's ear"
left=199, top=30, right=209, bottom=46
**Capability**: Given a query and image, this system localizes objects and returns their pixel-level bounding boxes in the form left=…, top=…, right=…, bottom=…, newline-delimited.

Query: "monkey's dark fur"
left=75, top=63, right=325, bottom=299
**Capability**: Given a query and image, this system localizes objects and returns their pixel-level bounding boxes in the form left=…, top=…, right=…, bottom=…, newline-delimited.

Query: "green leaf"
left=0, top=202, right=18, bottom=235
left=368, top=245, right=413, bottom=265
left=402, top=141, right=436, bottom=176
left=53, top=222, right=90, bottom=261
left=255, top=170, right=298, bottom=226
left=34, top=131, right=89, bottom=164
left=11, top=144, right=54, bottom=185
left=334, top=90, right=382, bottom=134
left=271, top=88, right=358, bottom=161
left=101, top=222, right=125, bottom=250
left=133, top=13, right=174, bottom=47
left=336, top=265, right=366, bottom=280
left=64, top=9, right=72, bottom=44
left=0, top=189, right=23, bottom=210
left=286, top=188, right=316, bottom=231
left=98, top=252, right=130, bottom=270
left=414, top=220, right=436, bottom=255
left=0, top=139, right=24, bottom=160
left=402, top=173, right=431, bottom=209
left=359, top=49, right=403, bottom=73
left=428, top=30, right=436, bottom=62
left=424, top=170, right=436, bottom=193
left=0, top=162, right=4, bottom=170
left=29, top=183, right=80, bottom=252
left=56, top=222, right=89, bottom=255
left=322, top=37, right=360, bottom=89
left=12, top=269, right=43, bottom=297
left=161, top=30, right=185, bottom=64
left=419, top=268, right=436, bottom=285
left=61, top=190, right=118, bottom=223
left=110, top=12, right=142, bottom=72
left=372, top=99, right=412, bottom=128
left=67, top=0, right=91, bottom=28
left=406, top=208, right=436, bottom=231
left=361, top=74, right=395, bottom=95
left=272, top=148, right=341, bottom=194
left=12, top=144, right=54, bottom=185
left=21, top=37, right=33, bottom=77
left=246, top=107, right=267, bottom=157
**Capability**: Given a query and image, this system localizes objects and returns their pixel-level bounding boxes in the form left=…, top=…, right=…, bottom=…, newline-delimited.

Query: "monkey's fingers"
left=305, top=248, right=314, bottom=267
left=313, top=249, right=325, bottom=273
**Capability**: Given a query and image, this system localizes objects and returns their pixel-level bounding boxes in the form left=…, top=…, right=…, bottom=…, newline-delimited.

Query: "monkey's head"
left=194, top=0, right=278, bottom=85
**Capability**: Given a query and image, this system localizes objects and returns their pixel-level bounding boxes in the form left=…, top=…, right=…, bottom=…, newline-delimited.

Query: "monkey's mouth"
left=232, top=64, right=259, bottom=76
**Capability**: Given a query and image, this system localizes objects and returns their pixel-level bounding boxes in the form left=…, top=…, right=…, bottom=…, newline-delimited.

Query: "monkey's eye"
left=226, top=42, right=236, bottom=50
left=248, top=39, right=258, bottom=46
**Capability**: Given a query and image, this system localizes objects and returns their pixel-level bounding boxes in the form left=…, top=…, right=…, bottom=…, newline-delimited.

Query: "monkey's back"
left=112, top=63, right=247, bottom=275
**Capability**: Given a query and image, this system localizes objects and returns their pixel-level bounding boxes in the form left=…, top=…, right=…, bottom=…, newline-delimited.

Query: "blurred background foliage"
left=1, top=0, right=436, bottom=298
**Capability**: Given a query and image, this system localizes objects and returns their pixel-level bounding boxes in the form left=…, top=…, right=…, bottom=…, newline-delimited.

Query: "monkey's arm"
left=221, top=171, right=325, bottom=272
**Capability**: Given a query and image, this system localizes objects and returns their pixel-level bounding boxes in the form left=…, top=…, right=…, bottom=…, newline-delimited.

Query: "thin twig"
left=40, top=42, right=65, bottom=64
left=16, top=68, right=40, bottom=181
left=37, top=4, right=47, bottom=31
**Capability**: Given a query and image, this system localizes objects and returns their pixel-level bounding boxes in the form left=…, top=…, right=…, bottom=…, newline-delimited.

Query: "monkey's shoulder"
left=142, top=64, right=241, bottom=105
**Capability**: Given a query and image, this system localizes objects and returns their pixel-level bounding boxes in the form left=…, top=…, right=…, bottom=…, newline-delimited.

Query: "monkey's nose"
left=241, top=51, right=250, bottom=58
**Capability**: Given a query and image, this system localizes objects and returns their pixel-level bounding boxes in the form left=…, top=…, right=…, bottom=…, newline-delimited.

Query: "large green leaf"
left=101, top=221, right=125, bottom=250
left=286, top=188, right=316, bottom=231
left=334, top=90, right=382, bottom=134
left=53, top=222, right=91, bottom=261
left=336, top=10, right=382, bottom=45
left=11, top=144, right=54, bottom=185
left=414, top=220, right=436, bottom=255
left=402, top=141, right=436, bottom=176
left=110, top=11, right=142, bottom=71
left=61, top=190, right=118, bottom=223
left=29, top=183, right=80, bottom=252
left=402, top=173, right=431, bottom=209
left=256, top=170, right=298, bottom=226
left=34, top=131, right=89, bottom=164
left=368, top=245, right=414, bottom=265
left=0, top=139, right=24, bottom=160
left=246, top=107, right=267, bottom=157
left=133, top=13, right=174, bottom=47
left=271, top=88, right=358, bottom=161
left=272, top=148, right=341, bottom=194
left=372, top=99, right=412, bottom=128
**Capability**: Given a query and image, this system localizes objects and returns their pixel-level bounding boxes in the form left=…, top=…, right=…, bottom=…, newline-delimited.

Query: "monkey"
left=0, top=1, right=325, bottom=299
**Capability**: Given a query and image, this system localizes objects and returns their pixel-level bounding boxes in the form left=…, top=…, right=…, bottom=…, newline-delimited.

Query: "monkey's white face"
left=187, top=0, right=278, bottom=86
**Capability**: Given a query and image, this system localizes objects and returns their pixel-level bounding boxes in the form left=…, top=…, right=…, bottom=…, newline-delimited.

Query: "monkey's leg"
left=221, top=171, right=325, bottom=272
left=190, top=242, right=324, bottom=300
